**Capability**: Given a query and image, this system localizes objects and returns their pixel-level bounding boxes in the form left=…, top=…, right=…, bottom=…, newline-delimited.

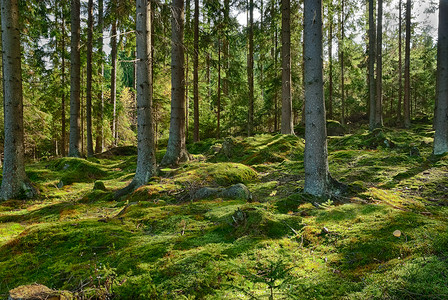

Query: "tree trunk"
left=404, top=0, right=411, bottom=128
left=397, top=0, right=403, bottom=124
left=340, top=0, right=345, bottom=125
left=281, top=0, right=294, bottom=134
left=115, top=0, right=156, bottom=198
left=160, top=0, right=189, bottom=166
left=303, top=0, right=331, bottom=196
left=193, top=0, right=199, bottom=142
left=0, top=0, right=38, bottom=200
left=434, top=0, right=448, bottom=155
left=374, top=0, right=383, bottom=128
left=248, top=0, right=254, bottom=136
left=368, top=0, right=376, bottom=131
left=111, top=15, right=118, bottom=146
left=328, top=6, right=333, bottom=120
left=69, top=0, right=81, bottom=157
left=86, top=0, right=94, bottom=157
left=217, top=39, right=221, bottom=138
left=61, top=5, right=67, bottom=156
left=95, top=0, right=104, bottom=154
left=185, top=0, right=190, bottom=142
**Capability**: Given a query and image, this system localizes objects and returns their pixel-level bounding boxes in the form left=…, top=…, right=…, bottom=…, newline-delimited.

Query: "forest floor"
left=1, top=121, right=448, bottom=299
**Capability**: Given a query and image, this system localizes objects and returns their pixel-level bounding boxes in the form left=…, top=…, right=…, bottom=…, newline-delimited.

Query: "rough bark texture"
left=340, top=0, right=345, bottom=125
left=404, top=0, right=411, bottom=128
left=281, top=0, right=294, bottom=135
left=374, top=0, right=383, bottom=128
left=368, top=0, right=376, bottom=131
left=111, top=15, right=118, bottom=146
left=303, top=0, right=330, bottom=196
left=115, top=0, right=156, bottom=198
left=0, top=0, right=37, bottom=200
left=193, top=0, right=199, bottom=142
left=61, top=7, right=66, bottom=156
left=434, top=0, right=448, bottom=155
left=247, top=0, right=254, bottom=136
left=397, top=0, right=403, bottom=124
left=328, top=7, right=333, bottom=120
left=217, top=40, right=221, bottom=138
left=86, top=0, right=94, bottom=157
left=160, top=0, right=189, bottom=166
left=69, top=0, right=81, bottom=157
left=95, top=0, right=104, bottom=154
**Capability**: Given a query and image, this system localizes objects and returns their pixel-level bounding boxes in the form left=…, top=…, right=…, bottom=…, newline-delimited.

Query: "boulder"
left=326, top=120, right=346, bottom=136
left=93, top=180, right=107, bottom=191
left=220, top=183, right=252, bottom=200
left=8, top=284, right=73, bottom=300
left=193, top=187, right=224, bottom=200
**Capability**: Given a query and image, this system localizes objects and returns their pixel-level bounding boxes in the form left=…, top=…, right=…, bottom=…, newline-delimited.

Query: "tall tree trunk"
left=281, top=0, right=294, bottom=134
left=69, top=0, right=81, bottom=157
left=95, top=0, right=104, bottom=153
left=217, top=40, right=221, bottom=138
left=328, top=6, right=333, bottom=120
left=86, top=0, right=94, bottom=156
left=303, top=0, right=331, bottom=196
left=185, top=0, right=190, bottom=142
left=160, top=0, right=189, bottom=166
left=340, top=0, right=345, bottom=125
left=61, top=5, right=67, bottom=156
left=115, top=0, right=156, bottom=198
left=404, top=0, right=411, bottom=128
left=434, top=0, right=448, bottom=155
left=111, top=16, right=118, bottom=146
left=374, top=0, right=383, bottom=128
left=248, top=0, right=254, bottom=136
left=193, top=0, right=199, bottom=142
left=368, top=0, right=376, bottom=131
left=0, top=0, right=38, bottom=200
left=397, top=0, right=403, bottom=124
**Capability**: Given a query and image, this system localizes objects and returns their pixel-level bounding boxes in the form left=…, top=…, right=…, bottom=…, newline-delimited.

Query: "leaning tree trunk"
left=374, top=0, right=383, bottom=128
left=68, top=0, right=81, bottom=157
left=434, top=0, right=448, bottom=155
left=115, top=0, right=156, bottom=198
left=281, top=0, right=294, bottom=135
left=193, top=0, right=199, bottom=142
left=404, top=0, right=411, bottom=128
left=303, top=0, right=331, bottom=196
left=160, top=0, right=189, bottom=166
left=0, top=0, right=38, bottom=200
left=368, top=0, right=376, bottom=131
left=86, top=0, right=94, bottom=157
left=247, top=0, right=254, bottom=136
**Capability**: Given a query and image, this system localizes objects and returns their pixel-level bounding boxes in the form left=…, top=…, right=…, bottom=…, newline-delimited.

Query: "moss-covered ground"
left=1, top=124, right=448, bottom=299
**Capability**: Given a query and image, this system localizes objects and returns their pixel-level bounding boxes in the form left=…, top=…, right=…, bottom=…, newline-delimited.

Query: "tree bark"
left=111, top=14, right=118, bottom=146
left=374, top=0, right=383, bottom=128
left=86, top=0, right=94, bottom=157
left=160, top=0, right=189, bottom=166
left=248, top=0, right=254, bottom=136
left=61, top=4, right=67, bottom=156
left=217, top=39, right=221, bottom=138
left=0, top=0, right=38, bottom=200
left=434, top=0, right=448, bottom=155
left=115, top=0, right=156, bottom=198
left=303, top=0, right=331, bottom=196
left=340, top=0, right=345, bottom=125
left=328, top=5, right=333, bottom=120
left=69, top=0, right=81, bottom=157
left=281, top=0, right=294, bottom=134
left=95, top=0, right=104, bottom=153
left=404, top=0, right=411, bottom=128
left=193, top=0, right=199, bottom=142
left=368, top=0, right=376, bottom=131
left=397, top=0, right=403, bottom=124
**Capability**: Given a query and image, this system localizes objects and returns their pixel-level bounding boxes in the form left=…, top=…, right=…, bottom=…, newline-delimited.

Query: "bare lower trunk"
left=328, top=13, right=333, bottom=120
left=404, top=0, right=411, bottom=128
left=193, top=0, right=199, bottom=142
left=69, top=0, right=81, bottom=157
left=111, top=18, right=118, bottom=146
left=340, top=0, right=345, bottom=125
left=217, top=40, right=221, bottom=138
left=0, top=0, right=37, bottom=200
left=368, top=0, right=376, bottom=131
left=397, top=0, right=403, bottom=124
left=281, top=0, right=294, bottom=134
left=61, top=8, right=67, bottom=156
left=374, top=0, right=383, bottom=128
left=247, top=0, right=254, bottom=136
left=434, top=0, right=448, bottom=155
left=160, top=0, right=189, bottom=166
left=86, top=0, right=94, bottom=157
left=95, top=0, right=104, bottom=154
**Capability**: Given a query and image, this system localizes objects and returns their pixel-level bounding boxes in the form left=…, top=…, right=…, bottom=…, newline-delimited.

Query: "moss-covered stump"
left=8, top=284, right=73, bottom=300
left=327, top=120, right=346, bottom=136
left=92, top=180, right=107, bottom=191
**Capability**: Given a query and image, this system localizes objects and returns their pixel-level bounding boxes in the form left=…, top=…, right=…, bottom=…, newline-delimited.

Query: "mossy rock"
left=93, top=181, right=107, bottom=191
left=327, top=120, right=346, bottom=136
left=94, top=145, right=137, bottom=158
left=48, top=157, right=107, bottom=185
left=9, top=284, right=73, bottom=300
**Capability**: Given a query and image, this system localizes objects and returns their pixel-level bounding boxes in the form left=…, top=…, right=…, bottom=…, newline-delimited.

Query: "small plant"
left=318, top=199, right=334, bottom=210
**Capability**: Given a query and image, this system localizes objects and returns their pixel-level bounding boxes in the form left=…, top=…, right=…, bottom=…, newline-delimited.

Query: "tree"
left=368, top=0, right=376, bottom=131
left=374, top=0, right=383, bottom=128
left=303, top=0, right=331, bottom=196
left=434, top=0, right=448, bottom=155
left=404, top=0, right=411, bottom=128
left=111, top=0, right=118, bottom=146
left=328, top=2, right=334, bottom=120
left=160, top=0, right=189, bottom=166
left=95, top=0, right=104, bottom=153
left=281, top=0, right=294, bottom=134
left=0, top=0, right=38, bottom=200
left=86, top=0, right=94, bottom=157
left=397, top=0, right=403, bottom=124
left=69, top=0, right=81, bottom=157
left=339, top=0, right=345, bottom=125
left=61, top=1, right=67, bottom=156
left=248, top=0, right=254, bottom=136
left=193, top=0, right=199, bottom=142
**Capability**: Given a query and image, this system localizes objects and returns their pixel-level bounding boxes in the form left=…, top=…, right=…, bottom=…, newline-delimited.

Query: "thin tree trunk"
left=185, top=0, right=190, bottom=142
left=281, top=0, right=294, bottom=134
left=115, top=0, right=156, bottom=198
left=303, top=0, right=331, bottom=196
left=95, top=0, right=104, bottom=153
left=86, top=0, right=94, bottom=156
left=404, top=0, right=411, bottom=128
left=340, top=0, right=345, bottom=125
left=217, top=39, right=221, bottom=138
left=61, top=5, right=66, bottom=156
left=69, top=0, right=81, bottom=157
left=193, top=0, right=199, bottom=142
left=368, top=0, right=376, bottom=131
left=397, top=0, right=403, bottom=124
left=81, top=70, right=84, bottom=155
left=328, top=7, right=333, bottom=120
left=375, top=0, right=383, bottom=128
left=248, top=0, right=254, bottom=136
left=111, top=16, right=118, bottom=146
left=160, top=0, right=189, bottom=166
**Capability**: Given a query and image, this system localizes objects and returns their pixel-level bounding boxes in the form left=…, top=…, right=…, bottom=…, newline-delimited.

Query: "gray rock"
left=193, top=187, right=224, bottom=200
left=57, top=181, right=64, bottom=189
left=220, top=183, right=252, bottom=200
